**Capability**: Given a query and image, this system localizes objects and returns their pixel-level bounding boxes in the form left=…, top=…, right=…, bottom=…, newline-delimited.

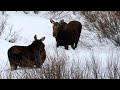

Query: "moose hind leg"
left=71, top=43, right=76, bottom=50
left=65, top=45, right=68, bottom=50
left=36, top=62, right=43, bottom=68
left=56, top=43, right=59, bottom=47
left=74, top=41, right=79, bottom=49
left=11, top=64, right=17, bottom=71
left=74, top=34, right=80, bottom=49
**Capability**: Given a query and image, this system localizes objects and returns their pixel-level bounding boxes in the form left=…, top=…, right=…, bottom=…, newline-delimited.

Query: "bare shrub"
left=80, top=11, right=120, bottom=46
left=4, top=26, right=22, bottom=43
left=33, top=11, right=40, bottom=14
left=2, top=48, right=120, bottom=79
left=0, top=13, right=8, bottom=36
left=23, top=11, right=30, bottom=14
left=42, top=53, right=67, bottom=79
left=83, top=56, right=102, bottom=79
left=106, top=53, right=120, bottom=79
left=0, top=12, right=21, bottom=43
left=91, top=55, right=101, bottom=79
left=1, top=11, right=5, bottom=15
left=69, top=63, right=84, bottom=79
left=48, top=11, right=69, bottom=19
left=41, top=11, right=74, bottom=21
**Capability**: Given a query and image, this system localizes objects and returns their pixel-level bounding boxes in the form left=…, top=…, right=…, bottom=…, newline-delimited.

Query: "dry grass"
left=0, top=50, right=119, bottom=79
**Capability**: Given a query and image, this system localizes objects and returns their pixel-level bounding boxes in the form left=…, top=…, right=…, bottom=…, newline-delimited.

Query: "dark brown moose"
left=50, top=18, right=82, bottom=50
left=8, top=35, right=46, bottom=71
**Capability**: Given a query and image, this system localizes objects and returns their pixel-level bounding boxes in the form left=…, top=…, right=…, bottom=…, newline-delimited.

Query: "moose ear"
left=40, top=37, right=45, bottom=41
left=34, top=35, right=37, bottom=41
left=50, top=18, right=55, bottom=24
left=59, top=19, right=64, bottom=25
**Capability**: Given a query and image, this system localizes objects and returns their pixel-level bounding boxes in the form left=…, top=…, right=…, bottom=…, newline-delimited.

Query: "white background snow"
left=0, top=11, right=120, bottom=78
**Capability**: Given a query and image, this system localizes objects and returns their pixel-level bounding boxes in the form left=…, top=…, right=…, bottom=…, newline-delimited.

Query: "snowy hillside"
left=0, top=11, right=119, bottom=79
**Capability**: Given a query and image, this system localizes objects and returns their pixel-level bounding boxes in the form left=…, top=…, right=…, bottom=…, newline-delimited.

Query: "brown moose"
left=7, top=35, right=46, bottom=71
left=50, top=18, right=82, bottom=50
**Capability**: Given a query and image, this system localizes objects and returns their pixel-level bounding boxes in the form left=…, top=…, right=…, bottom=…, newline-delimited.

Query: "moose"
left=7, top=35, right=46, bottom=71
left=50, top=18, right=82, bottom=50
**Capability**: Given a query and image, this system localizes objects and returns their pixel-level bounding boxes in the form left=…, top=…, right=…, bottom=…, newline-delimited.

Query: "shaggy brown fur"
left=50, top=19, right=82, bottom=50
left=7, top=35, right=46, bottom=71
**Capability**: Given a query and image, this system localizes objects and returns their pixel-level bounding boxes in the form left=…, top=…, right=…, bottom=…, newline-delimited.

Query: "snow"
left=0, top=11, right=119, bottom=78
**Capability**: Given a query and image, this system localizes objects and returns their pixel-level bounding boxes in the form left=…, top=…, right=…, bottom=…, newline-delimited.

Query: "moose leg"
left=74, top=39, right=80, bottom=49
left=56, top=38, right=59, bottom=47
left=74, top=41, right=78, bottom=49
left=71, top=44, right=76, bottom=50
left=36, top=61, right=43, bottom=68
left=74, top=34, right=80, bottom=49
left=65, top=45, right=68, bottom=50
left=36, top=64, right=42, bottom=68
left=56, top=43, right=59, bottom=47
left=11, top=64, right=17, bottom=71
left=36, top=53, right=46, bottom=68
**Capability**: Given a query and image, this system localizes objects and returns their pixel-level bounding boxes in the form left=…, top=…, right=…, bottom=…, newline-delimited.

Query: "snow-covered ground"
left=0, top=11, right=120, bottom=78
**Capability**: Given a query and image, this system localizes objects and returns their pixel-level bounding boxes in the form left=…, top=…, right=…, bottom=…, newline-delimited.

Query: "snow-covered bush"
left=0, top=11, right=21, bottom=43
left=80, top=11, right=120, bottom=46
